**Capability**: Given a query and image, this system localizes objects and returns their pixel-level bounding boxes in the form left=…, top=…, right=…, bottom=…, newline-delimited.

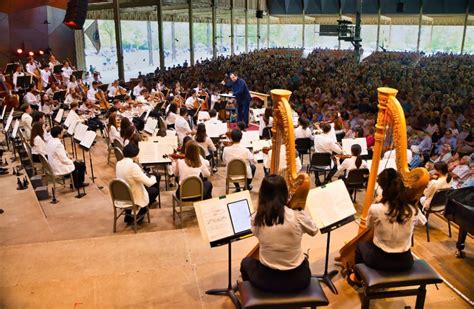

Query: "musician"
left=313, top=123, right=342, bottom=185
left=61, top=61, right=74, bottom=85
left=420, top=162, right=451, bottom=210
left=294, top=117, right=313, bottom=140
left=12, top=64, right=25, bottom=92
left=222, top=72, right=251, bottom=127
left=335, top=144, right=368, bottom=179
left=107, top=112, right=123, bottom=145
left=174, top=141, right=213, bottom=200
left=108, top=80, right=125, bottom=99
left=64, top=88, right=81, bottom=108
left=66, top=75, right=78, bottom=94
left=23, top=84, right=41, bottom=110
left=240, top=175, right=318, bottom=293
left=40, top=66, right=51, bottom=89
left=165, top=102, right=178, bottom=129
left=116, top=143, right=160, bottom=223
left=154, top=78, right=167, bottom=93
left=259, top=107, right=273, bottom=139
left=20, top=103, right=33, bottom=139
left=135, top=88, right=149, bottom=104
left=87, top=81, right=99, bottom=103
left=46, top=126, right=88, bottom=188
left=80, top=100, right=104, bottom=133
left=185, top=90, right=202, bottom=125
left=25, top=57, right=40, bottom=79
left=133, top=80, right=145, bottom=97
left=195, top=123, right=216, bottom=167
left=30, top=122, right=47, bottom=162
left=205, top=109, right=221, bottom=125
left=175, top=108, right=193, bottom=144
left=264, top=145, right=302, bottom=177
left=222, top=129, right=257, bottom=191
left=48, top=55, right=61, bottom=71
left=351, top=169, right=426, bottom=283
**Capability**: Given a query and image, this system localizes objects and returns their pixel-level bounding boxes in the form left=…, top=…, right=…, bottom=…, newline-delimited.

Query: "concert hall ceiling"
left=0, top=0, right=68, bottom=13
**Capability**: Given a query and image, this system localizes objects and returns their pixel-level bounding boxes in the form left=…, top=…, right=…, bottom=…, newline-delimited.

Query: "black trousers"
left=87, top=117, right=105, bottom=132
left=315, top=165, right=337, bottom=186
left=72, top=161, right=86, bottom=187
left=176, top=179, right=213, bottom=200
left=355, top=241, right=414, bottom=272
left=124, top=184, right=160, bottom=222
left=240, top=257, right=312, bottom=293
left=234, top=164, right=256, bottom=189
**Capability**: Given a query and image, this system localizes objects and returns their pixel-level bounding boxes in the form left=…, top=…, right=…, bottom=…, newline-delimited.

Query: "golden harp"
left=337, top=87, right=430, bottom=271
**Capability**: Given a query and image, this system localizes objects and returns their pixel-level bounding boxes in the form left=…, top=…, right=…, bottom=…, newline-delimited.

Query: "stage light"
left=16, top=48, right=23, bottom=55
left=28, top=51, right=34, bottom=56
left=39, top=50, right=44, bottom=55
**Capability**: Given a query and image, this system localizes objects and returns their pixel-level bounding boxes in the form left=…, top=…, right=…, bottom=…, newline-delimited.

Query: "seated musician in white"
left=258, top=107, right=273, bottom=138
left=313, top=123, right=342, bottom=184
left=135, top=88, right=149, bottom=103
left=165, top=103, right=178, bottom=130
left=133, top=80, right=145, bottom=97
left=334, top=144, right=368, bottom=179
left=40, top=66, right=51, bottom=89
left=420, top=161, right=451, bottom=210
left=87, top=81, right=99, bottom=103
left=175, top=108, right=193, bottom=144
left=107, top=112, right=123, bottom=145
left=240, top=175, right=318, bottom=293
left=294, top=117, right=313, bottom=140
left=23, top=85, right=41, bottom=110
left=20, top=103, right=33, bottom=140
left=222, top=129, right=257, bottom=190
left=116, top=143, right=160, bottom=223
left=205, top=109, right=221, bottom=125
left=350, top=168, right=426, bottom=284
left=66, top=75, right=78, bottom=94
left=61, top=61, right=74, bottom=85
left=108, top=80, right=126, bottom=99
left=185, top=90, right=202, bottom=125
left=30, top=122, right=47, bottom=162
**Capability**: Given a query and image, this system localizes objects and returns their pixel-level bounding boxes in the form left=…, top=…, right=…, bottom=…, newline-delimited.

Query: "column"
left=207, top=18, right=211, bottom=55
left=156, top=0, right=165, bottom=70
left=113, top=0, right=124, bottom=80
left=302, top=12, right=305, bottom=49
left=245, top=0, right=248, bottom=53
left=171, top=16, right=176, bottom=62
left=416, top=0, right=423, bottom=52
left=74, top=30, right=86, bottom=71
left=460, top=0, right=470, bottom=54
left=266, top=14, right=270, bottom=48
left=230, top=0, right=234, bottom=55
left=375, top=0, right=381, bottom=51
left=257, top=16, right=260, bottom=50
left=188, top=0, right=194, bottom=65
left=212, top=0, right=217, bottom=59
left=146, top=19, right=154, bottom=66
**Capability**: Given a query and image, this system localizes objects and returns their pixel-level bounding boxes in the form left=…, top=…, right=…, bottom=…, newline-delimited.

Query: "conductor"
left=221, top=72, right=251, bottom=127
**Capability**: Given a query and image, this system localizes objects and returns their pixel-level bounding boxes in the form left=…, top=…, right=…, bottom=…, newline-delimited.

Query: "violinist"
left=132, top=79, right=145, bottom=97
left=175, top=107, right=194, bottom=144
left=108, top=80, right=120, bottom=99
left=80, top=99, right=104, bottom=133
left=107, top=112, right=123, bottom=145
left=64, top=88, right=81, bottom=108
left=87, top=81, right=99, bottom=103
left=153, top=78, right=167, bottom=93
left=23, top=84, right=41, bottom=110
left=135, top=88, right=149, bottom=104
left=48, top=55, right=61, bottom=71
left=66, top=75, right=78, bottom=94
left=61, top=60, right=74, bottom=85
left=12, top=64, right=25, bottom=92
left=90, top=71, right=102, bottom=86
left=45, top=82, right=58, bottom=100
left=334, top=144, right=368, bottom=180
left=40, top=66, right=52, bottom=89
left=165, top=102, right=178, bottom=129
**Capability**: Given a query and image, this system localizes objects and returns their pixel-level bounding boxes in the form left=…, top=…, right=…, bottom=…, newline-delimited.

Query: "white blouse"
left=336, top=156, right=369, bottom=177
left=259, top=116, right=273, bottom=137
left=175, top=158, right=210, bottom=185
left=294, top=126, right=313, bottom=140
left=166, top=112, right=177, bottom=125
left=32, top=135, right=47, bottom=155
left=109, top=125, right=123, bottom=145
left=196, top=136, right=216, bottom=156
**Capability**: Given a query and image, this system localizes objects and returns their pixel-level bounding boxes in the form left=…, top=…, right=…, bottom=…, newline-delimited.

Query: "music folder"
left=194, top=190, right=254, bottom=248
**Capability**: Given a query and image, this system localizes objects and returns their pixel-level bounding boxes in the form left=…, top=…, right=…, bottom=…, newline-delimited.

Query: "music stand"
left=53, top=90, right=66, bottom=102
left=5, top=63, right=18, bottom=76
left=98, top=84, right=109, bottom=92
left=72, top=70, right=84, bottom=80
left=17, top=75, right=32, bottom=89
left=114, top=94, right=126, bottom=102
left=53, top=65, right=63, bottom=74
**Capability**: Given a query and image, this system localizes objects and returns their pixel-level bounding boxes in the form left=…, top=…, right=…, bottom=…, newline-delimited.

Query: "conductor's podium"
left=355, top=260, right=443, bottom=309
left=238, top=278, right=329, bottom=308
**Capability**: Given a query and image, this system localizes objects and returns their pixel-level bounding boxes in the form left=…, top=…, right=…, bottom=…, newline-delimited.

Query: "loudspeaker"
left=396, top=1, right=405, bottom=13
left=256, top=10, right=263, bottom=19
left=63, top=0, right=88, bottom=30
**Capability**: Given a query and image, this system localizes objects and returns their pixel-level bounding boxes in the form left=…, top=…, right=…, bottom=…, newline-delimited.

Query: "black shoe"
left=79, top=182, right=89, bottom=188
left=0, top=170, right=8, bottom=175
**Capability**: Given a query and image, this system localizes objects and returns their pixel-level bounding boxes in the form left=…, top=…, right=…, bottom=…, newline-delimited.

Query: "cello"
left=337, top=87, right=430, bottom=274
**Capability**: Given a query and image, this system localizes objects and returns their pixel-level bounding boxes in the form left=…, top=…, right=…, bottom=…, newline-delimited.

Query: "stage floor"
left=0, top=135, right=472, bottom=308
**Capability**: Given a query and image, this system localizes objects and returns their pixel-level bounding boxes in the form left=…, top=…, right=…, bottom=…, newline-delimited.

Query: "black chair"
left=423, top=188, right=452, bottom=242
left=295, top=138, right=312, bottom=165
left=345, top=168, right=370, bottom=202
left=307, top=153, right=333, bottom=186
left=261, top=127, right=272, bottom=140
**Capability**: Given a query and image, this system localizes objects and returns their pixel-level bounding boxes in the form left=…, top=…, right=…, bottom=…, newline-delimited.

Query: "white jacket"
left=116, top=158, right=157, bottom=207
left=46, top=138, right=75, bottom=176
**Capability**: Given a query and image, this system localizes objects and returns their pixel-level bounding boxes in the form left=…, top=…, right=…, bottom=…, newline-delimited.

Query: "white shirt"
left=294, top=126, right=313, bottom=140
left=196, top=136, right=216, bottom=156
left=62, top=66, right=73, bottom=84
left=109, top=125, right=123, bottom=145
left=367, top=202, right=426, bottom=253
left=222, top=143, right=256, bottom=178
left=175, top=115, right=192, bottom=143
left=87, top=88, right=98, bottom=103
left=32, top=135, right=47, bottom=156
left=259, top=117, right=273, bottom=137
left=40, top=69, right=51, bottom=88
left=67, top=81, right=78, bottom=94
left=313, top=133, right=342, bottom=154
left=133, top=85, right=144, bottom=97
left=20, top=113, right=33, bottom=140
left=185, top=96, right=201, bottom=110
left=24, top=92, right=40, bottom=107
left=264, top=145, right=302, bottom=173
left=336, top=156, right=369, bottom=177
left=421, top=176, right=451, bottom=209
left=25, top=62, right=38, bottom=75
left=166, top=112, right=177, bottom=125
left=116, top=157, right=157, bottom=207
left=205, top=117, right=222, bottom=125
left=46, top=137, right=75, bottom=176
left=12, top=71, right=25, bottom=91
left=253, top=207, right=318, bottom=270
left=175, top=158, right=210, bottom=185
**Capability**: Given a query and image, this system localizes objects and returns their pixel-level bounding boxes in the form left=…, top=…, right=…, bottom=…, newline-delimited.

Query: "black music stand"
left=53, top=65, right=63, bottom=74
left=17, top=75, right=32, bottom=90
left=53, top=90, right=66, bottom=102
left=79, top=135, right=101, bottom=188
left=314, top=215, right=355, bottom=294
left=5, top=63, right=18, bottom=76
left=98, top=84, right=109, bottom=92
left=72, top=70, right=84, bottom=80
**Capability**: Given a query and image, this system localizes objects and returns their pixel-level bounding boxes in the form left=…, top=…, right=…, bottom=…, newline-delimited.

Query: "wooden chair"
left=103, top=129, right=114, bottom=165
left=38, top=154, right=75, bottom=203
left=109, top=178, right=150, bottom=233
left=226, top=158, right=247, bottom=194
left=113, top=146, right=124, bottom=162
left=345, top=168, right=370, bottom=202
left=113, top=139, right=124, bottom=151
left=423, top=188, right=452, bottom=242
left=172, top=176, right=203, bottom=227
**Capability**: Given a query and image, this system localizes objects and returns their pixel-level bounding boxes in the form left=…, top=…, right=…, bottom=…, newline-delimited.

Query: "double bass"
left=247, top=89, right=311, bottom=258
left=337, top=87, right=429, bottom=273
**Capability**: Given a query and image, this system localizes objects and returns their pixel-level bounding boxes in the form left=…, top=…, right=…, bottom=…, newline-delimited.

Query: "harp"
left=337, top=87, right=430, bottom=271
left=247, top=89, right=311, bottom=257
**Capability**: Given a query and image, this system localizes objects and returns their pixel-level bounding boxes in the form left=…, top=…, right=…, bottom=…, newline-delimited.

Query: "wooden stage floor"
left=0, top=136, right=472, bottom=308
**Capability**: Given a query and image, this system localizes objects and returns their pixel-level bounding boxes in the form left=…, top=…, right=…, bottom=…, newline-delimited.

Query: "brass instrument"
left=337, top=87, right=430, bottom=272
left=247, top=89, right=311, bottom=258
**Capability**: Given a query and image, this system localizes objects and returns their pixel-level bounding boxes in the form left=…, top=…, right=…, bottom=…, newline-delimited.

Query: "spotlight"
left=39, top=50, right=44, bottom=55
left=28, top=51, right=34, bottom=56
left=16, top=48, right=23, bottom=55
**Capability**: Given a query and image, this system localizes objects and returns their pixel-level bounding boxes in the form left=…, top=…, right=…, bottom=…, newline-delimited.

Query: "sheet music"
left=4, top=109, right=14, bottom=132
left=342, top=138, right=368, bottom=155
left=74, top=123, right=88, bottom=141
left=54, top=109, right=64, bottom=123
left=205, top=122, right=227, bottom=138
left=11, top=120, right=20, bottom=138
left=143, top=108, right=152, bottom=121
left=147, top=135, right=178, bottom=148
left=64, top=111, right=79, bottom=128
left=201, top=202, right=234, bottom=242
left=251, top=139, right=271, bottom=152
left=367, top=158, right=397, bottom=175
left=138, top=141, right=173, bottom=164
left=80, top=131, right=97, bottom=149
left=305, top=180, right=356, bottom=229
left=197, top=111, right=210, bottom=122
left=67, top=120, right=79, bottom=135
left=241, top=131, right=260, bottom=148
left=144, top=117, right=158, bottom=134
left=1, top=106, right=6, bottom=119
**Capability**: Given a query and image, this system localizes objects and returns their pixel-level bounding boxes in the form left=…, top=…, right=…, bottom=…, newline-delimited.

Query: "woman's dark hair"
left=195, top=123, right=207, bottom=143
left=254, top=175, right=288, bottom=227
left=351, top=144, right=363, bottom=168
left=434, top=161, right=451, bottom=182
left=231, top=129, right=243, bottom=142
left=263, top=107, right=272, bottom=126
left=120, top=117, right=132, bottom=138
left=377, top=168, right=415, bottom=223
left=298, top=116, right=309, bottom=129
left=32, top=111, right=45, bottom=123
left=30, top=122, right=44, bottom=146
left=237, top=121, right=246, bottom=131
left=185, top=141, right=202, bottom=168
left=182, top=136, right=193, bottom=151
left=167, top=102, right=177, bottom=116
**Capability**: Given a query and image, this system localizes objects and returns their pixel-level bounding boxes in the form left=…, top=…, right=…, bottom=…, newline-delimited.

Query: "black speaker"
left=63, top=0, right=88, bottom=30
left=396, top=1, right=405, bottom=13
left=256, top=10, right=263, bottom=19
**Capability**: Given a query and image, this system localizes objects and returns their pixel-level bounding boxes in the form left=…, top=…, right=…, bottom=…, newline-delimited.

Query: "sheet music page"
left=205, top=122, right=227, bottom=138
left=11, top=120, right=20, bottom=138
left=54, top=109, right=64, bottom=123
left=143, top=108, right=152, bottom=121
left=80, top=131, right=97, bottom=149
left=67, top=120, right=78, bottom=135
left=198, top=111, right=210, bottom=121
left=342, top=138, right=368, bottom=155
left=144, top=118, right=158, bottom=134
left=367, top=158, right=397, bottom=175
left=138, top=142, right=173, bottom=164
left=4, top=109, right=14, bottom=132
left=305, top=180, right=356, bottom=229
left=1, top=106, right=6, bottom=119
left=241, top=131, right=260, bottom=148
left=74, top=123, right=88, bottom=141
left=63, top=111, right=74, bottom=127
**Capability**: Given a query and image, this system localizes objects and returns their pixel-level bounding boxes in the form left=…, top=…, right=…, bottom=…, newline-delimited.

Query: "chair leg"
left=426, top=214, right=430, bottom=243
left=158, top=191, right=161, bottom=209
left=132, top=207, right=137, bottom=233
left=113, top=208, right=117, bottom=233
left=147, top=206, right=151, bottom=223
left=172, top=199, right=176, bottom=222
left=448, top=220, right=452, bottom=238
left=415, top=285, right=427, bottom=309
left=180, top=203, right=183, bottom=228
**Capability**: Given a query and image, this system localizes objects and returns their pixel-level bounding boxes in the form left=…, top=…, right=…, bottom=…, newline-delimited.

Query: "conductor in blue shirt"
left=222, top=72, right=251, bottom=127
